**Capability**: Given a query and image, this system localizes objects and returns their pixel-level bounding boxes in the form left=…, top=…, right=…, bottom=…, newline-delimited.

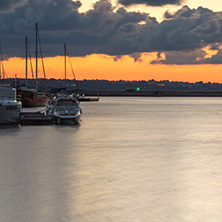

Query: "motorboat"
left=45, top=93, right=82, bottom=124
left=0, top=86, right=22, bottom=124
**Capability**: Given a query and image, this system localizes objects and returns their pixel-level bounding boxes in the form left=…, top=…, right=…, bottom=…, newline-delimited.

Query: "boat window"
left=57, top=100, right=76, bottom=106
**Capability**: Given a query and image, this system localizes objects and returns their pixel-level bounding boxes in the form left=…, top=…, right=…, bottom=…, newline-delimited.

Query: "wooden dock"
left=20, top=112, right=52, bottom=125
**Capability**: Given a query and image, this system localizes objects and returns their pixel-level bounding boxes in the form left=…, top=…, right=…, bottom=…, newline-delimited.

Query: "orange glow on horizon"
left=2, top=53, right=222, bottom=83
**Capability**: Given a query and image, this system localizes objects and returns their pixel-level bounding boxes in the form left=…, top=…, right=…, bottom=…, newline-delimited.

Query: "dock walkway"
left=20, top=112, right=52, bottom=125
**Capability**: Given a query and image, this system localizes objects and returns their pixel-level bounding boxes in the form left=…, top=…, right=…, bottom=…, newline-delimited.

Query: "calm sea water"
left=1, top=97, right=222, bottom=222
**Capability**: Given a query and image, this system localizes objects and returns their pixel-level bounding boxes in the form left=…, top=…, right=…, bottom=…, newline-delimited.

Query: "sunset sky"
left=1, top=0, right=222, bottom=82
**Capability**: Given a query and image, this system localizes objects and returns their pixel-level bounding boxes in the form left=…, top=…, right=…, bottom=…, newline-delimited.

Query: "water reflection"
left=0, top=124, right=20, bottom=130
left=1, top=97, right=222, bottom=221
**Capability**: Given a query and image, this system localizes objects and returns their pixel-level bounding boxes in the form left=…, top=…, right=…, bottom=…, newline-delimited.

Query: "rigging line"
left=2, top=64, right=7, bottom=79
left=15, top=58, right=24, bottom=79
left=0, top=39, right=3, bottom=79
left=28, top=29, right=35, bottom=55
left=27, top=42, right=35, bottom=79
left=0, top=63, right=1, bottom=79
left=0, top=40, right=7, bottom=79
left=66, top=48, right=79, bottom=90
left=0, top=38, right=2, bottom=79
left=37, top=31, right=46, bottom=79
left=37, top=30, right=48, bottom=91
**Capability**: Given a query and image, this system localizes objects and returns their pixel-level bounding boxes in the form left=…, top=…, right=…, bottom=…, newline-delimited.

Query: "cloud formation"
left=0, top=0, right=222, bottom=65
left=118, top=0, right=184, bottom=7
left=151, top=49, right=207, bottom=65
left=0, top=0, right=28, bottom=13
left=151, top=44, right=222, bottom=65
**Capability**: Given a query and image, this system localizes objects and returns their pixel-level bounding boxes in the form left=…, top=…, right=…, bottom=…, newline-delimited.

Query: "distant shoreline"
left=82, top=90, right=222, bottom=97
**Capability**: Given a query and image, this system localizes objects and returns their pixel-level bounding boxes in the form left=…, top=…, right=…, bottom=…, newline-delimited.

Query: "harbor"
left=2, top=0, right=222, bottom=221
left=2, top=97, right=222, bottom=222
left=0, top=84, right=100, bottom=126
left=19, top=95, right=99, bottom=126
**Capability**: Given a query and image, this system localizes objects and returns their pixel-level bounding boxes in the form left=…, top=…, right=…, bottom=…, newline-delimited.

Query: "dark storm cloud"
left=1, top=0, right=222, bottom=64
left=151, top=49, right=207, bottom=64
left=118, top=0, right=184, bottom=7
left=0, top=0, right=28, bottom=12
left=204, top=49, right=222, bottom=64
left=151, top=47, right=222, bottom=65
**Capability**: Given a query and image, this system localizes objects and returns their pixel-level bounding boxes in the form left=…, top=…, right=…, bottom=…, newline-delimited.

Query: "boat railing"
left=16, top=95, right=22, bottom=101
left=0, top=96, right=15, bottom=102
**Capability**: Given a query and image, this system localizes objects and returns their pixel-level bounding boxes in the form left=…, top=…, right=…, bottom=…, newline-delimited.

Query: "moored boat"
left=45, top=93, right=82, bottom=125
left=17, top=87, right=48, bottom=107
left=18, top=23, right=49, bottom=107
left=0, top=86, right=22, bottom=124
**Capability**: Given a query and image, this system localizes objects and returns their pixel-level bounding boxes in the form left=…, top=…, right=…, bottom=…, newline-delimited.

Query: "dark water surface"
left=1, top=97, right=222, bottom=222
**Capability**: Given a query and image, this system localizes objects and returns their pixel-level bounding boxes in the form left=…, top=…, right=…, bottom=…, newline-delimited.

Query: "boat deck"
left=20, top=112, right=52, bottom=125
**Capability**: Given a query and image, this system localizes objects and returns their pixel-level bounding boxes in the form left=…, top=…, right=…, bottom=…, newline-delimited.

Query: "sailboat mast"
left=25, top=36, right=28, bottom=88
left=0, top=40, right=2, bottom=79
left=0, top=47, right=1, bottom=79
left=64, top=44, right=67, bottom=80
left=35, top=23, right=38, bottom=91
left=0, top=40, right=5, bottom=79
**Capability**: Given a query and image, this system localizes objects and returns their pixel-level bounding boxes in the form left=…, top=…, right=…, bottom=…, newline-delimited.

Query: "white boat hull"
left=53, top=111, right=81, bottom=125
left=0, top=103, right=21, bottom=124
left=45, top=93, right=82, bottom=125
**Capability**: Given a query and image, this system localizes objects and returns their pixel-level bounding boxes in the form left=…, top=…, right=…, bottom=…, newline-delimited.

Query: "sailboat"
left=17, top=23, right=49, bottom=107
left=61, top=44, right=99, bottom=102
left=0, top=41, right=6, bottom=80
